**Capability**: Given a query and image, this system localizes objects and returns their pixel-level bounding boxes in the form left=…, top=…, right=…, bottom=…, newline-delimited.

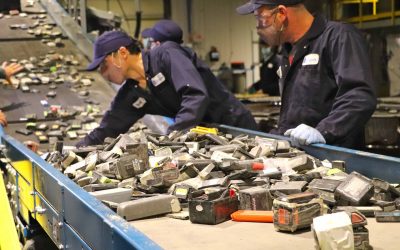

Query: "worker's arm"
left=161, top=48, right=210, bottom=133
left=76, top=82, right=145, bottom=147
left=315, top=27, right=377, bottom=144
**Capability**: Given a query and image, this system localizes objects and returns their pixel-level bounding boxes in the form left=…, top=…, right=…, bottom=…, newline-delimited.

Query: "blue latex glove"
left=284, top=124, right=326, bottom=145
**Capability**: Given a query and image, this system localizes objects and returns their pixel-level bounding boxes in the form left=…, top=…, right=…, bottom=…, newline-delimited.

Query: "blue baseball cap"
left=87, top=31, right=134, bottom=71
left=236, top=0, right=304, bottom=15
left=141, top=20, right=183, bottom=44
left=141, top=28, right=152, bottom=39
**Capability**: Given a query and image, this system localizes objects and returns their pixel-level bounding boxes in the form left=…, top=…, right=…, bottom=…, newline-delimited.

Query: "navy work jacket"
left=273, top=14, right=377, bottom=149
left=78, top=42, right=257, bottom=146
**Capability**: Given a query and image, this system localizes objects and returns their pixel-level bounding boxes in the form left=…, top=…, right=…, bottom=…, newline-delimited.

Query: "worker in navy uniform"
left=249, top=43, right=280, bottom=96
left=237, top=0, right=376, bottom=149
left=141, top=19, right=184, bottom=50
left=76, top=30, right=257, bottom=146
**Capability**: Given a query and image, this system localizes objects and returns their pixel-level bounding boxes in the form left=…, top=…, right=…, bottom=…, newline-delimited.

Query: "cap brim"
left=141, top=28, right=153, bottom=38
left=86, top=55, right=107, bottom=71
left=236, top=3, right=262, bottom=15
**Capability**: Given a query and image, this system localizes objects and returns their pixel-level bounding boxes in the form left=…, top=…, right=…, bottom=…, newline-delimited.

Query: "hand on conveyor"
left=0, top=111, right=7, bottom=127
left=2, top=61, right=24, bottom=84
left=284, top=124, right=326, bottom=146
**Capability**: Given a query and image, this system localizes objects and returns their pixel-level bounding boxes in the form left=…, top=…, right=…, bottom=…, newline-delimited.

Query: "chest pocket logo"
left=302, top=54, right=319, bottom=66
left=151, top=72, right=166, bottom=87
left=132, top=97, right=147, bottom=109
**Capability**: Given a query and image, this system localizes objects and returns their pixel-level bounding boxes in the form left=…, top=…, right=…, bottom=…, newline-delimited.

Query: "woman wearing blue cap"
left=77, top=28, right=257, bottom=147
left=237, top=0, right=376, bottom=149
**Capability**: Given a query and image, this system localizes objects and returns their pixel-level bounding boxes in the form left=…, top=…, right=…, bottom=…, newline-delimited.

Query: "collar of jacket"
left=142, top=50, right=151, bottom=76
left=283, top=13, right=327, bottom=55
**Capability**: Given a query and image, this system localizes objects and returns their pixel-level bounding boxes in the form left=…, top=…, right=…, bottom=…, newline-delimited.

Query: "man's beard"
left=257, top=26, right=282, bottom=47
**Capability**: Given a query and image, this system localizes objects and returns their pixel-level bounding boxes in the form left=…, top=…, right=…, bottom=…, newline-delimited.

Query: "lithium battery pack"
left=189, top=189, right=239, bottom=225
left=270, top=181, right=308, bottom=195
left=335, top=172, right=374, bottom=206
left=375, top=211, right=400, bottom=222
left=273, top=195, right=324, bottom=232
left=117, top=194, right=181, bottom=221
left=90, top=188, right=132, bottom=203
left=308, top=179, right=342, bottom=193
left=239, top=186, right=273, bottom=211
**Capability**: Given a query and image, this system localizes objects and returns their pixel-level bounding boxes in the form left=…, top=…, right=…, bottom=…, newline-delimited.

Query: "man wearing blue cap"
left=76, top=30, right=257, bottom=146
left=141, top=19, right=183, bottom=50
left=237, top=0, right=376, bottom=149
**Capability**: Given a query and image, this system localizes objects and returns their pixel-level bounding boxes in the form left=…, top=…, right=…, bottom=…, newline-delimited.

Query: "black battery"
left=189, top=189, right=239, bottom=225
left=335, top=172, right=374, bottom=206
left=273, top=196, right=324, bottom=232
left=239, top=186, right=273, bottom=211
left=270, top=181, right=308, bottom=195
left=308, top=179, right=341, bottom=193
left=354, top=227, right=371, bottom=250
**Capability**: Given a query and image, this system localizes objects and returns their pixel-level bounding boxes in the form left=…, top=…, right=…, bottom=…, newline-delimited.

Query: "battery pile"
left=41, top=126, right=400, bottom=249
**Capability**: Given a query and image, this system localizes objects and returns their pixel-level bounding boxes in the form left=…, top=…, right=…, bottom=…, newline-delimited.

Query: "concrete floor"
left=132, top=216, right=400, bottom=250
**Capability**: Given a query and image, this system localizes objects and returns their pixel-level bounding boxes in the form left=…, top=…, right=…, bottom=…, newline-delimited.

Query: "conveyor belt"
left=0, top=40, right=87, bottom=66
left=0, top=10, right=115, bottom=149
left=0, top=72, right=114, bottom=122
left=0, top=14, right=57, bottom=41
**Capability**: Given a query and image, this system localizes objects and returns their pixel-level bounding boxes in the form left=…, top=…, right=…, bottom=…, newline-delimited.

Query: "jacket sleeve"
left=76, top=83, right=145, bottom=147
left=315, top=28, right=377, bottom=144
left=161, top=49, right=210, bottom=132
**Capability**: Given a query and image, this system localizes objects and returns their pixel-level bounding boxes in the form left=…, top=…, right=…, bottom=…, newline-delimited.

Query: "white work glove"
left=284, top=124, right=326, bottom=145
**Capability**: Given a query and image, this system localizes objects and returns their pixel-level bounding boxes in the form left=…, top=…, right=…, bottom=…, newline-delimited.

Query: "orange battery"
left=231, top=210, right=274, bottom=223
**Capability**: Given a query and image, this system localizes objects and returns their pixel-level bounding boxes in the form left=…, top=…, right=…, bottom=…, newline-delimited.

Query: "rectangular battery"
left=117, top=195, right=181, bottom=221
left=335, top=172, right=374, bottom=206
left=239, top=186, right=273, bottom=211
left=270, top=181, right=308, bottom=195
left=308, top=179, right=342, bottom=193
left=354, top=227, right=371, bottom=250
left=189, top=189, right=239, bottom=225
left=273, top=197, right=324, bottom=232
left=90, top=188, right=132, bottom=203
left=115, top=154, right=146, bottom=180
left=375, top=211, right=400, bottom=222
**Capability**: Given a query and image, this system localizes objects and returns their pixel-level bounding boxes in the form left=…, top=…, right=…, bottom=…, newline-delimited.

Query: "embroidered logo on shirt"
left=132, top=97, right=147, bottom=109
left=151, top=72, right=166, bottom=87
left=302, top=54, right=319, bottom=66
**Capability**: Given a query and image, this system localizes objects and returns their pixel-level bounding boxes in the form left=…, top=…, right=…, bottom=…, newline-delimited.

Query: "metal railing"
left=333, top=0, right=400, bottom=28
